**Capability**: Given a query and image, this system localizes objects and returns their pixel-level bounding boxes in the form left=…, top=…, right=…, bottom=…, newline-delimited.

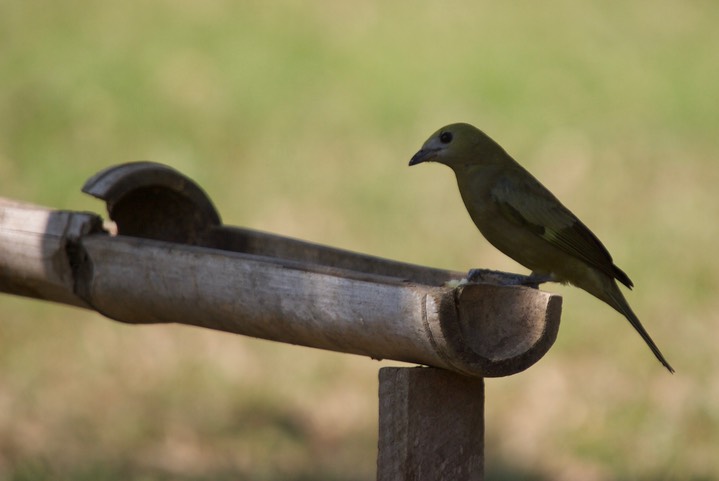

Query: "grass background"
left=1, top=1, right=718, bottom=479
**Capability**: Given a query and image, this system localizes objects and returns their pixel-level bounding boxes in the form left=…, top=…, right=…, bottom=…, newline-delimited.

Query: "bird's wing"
left=491, top=172, right=633, bottom=288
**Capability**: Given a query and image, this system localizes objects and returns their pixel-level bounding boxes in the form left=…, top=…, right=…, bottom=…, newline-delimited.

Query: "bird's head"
left=409, top=122, right=504, bottom=170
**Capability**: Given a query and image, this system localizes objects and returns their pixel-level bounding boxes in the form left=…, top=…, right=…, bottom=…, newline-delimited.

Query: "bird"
left=409, top=122, right=674, bottom=373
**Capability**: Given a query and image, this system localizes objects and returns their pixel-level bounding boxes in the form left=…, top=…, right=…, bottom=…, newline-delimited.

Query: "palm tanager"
left=409, top=122, right=673, bottom=373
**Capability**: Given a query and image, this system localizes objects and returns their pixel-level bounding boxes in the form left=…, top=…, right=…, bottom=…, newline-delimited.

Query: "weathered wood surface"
left=0, top=199, right=102, bottom=307
left=0, top=197, right=561, bottom=377
left=377, top=367, right=484, bottom=481
left=0, top=161, right=562, bottom=377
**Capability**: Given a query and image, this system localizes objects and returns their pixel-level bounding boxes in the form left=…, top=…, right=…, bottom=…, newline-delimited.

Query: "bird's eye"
left=439, top=131, right=453, bottom=144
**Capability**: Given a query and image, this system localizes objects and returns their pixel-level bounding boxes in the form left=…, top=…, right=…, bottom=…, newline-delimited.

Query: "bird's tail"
left=603, top=284, right=675, bottom=373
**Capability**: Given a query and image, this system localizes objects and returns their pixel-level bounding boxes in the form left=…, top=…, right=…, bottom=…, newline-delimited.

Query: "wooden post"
left=378, top=367, right=484, bottom=481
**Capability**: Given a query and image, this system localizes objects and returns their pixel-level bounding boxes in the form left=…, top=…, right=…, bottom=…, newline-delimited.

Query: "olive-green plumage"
left=410, top=122, right=673, bottom=373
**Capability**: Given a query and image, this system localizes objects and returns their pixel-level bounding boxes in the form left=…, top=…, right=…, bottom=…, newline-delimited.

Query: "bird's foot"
left=465, top=269, right=553, bottom=289
left=520, top=272, right=555, bottom=289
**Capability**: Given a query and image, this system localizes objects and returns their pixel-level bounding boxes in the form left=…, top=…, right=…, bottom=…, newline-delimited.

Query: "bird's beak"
left=409, top=148, right=438, bottom=166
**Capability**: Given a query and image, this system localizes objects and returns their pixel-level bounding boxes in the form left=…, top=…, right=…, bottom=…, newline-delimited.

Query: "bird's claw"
left=465, top=269, right=552, bottom=289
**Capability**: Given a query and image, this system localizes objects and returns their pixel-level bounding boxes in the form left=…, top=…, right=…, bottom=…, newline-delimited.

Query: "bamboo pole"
left=0, top=162, right=562, bottom=377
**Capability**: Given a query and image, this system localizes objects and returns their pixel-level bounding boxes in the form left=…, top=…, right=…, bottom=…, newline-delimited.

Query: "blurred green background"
left=1, top=1, right=717, bottom=479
